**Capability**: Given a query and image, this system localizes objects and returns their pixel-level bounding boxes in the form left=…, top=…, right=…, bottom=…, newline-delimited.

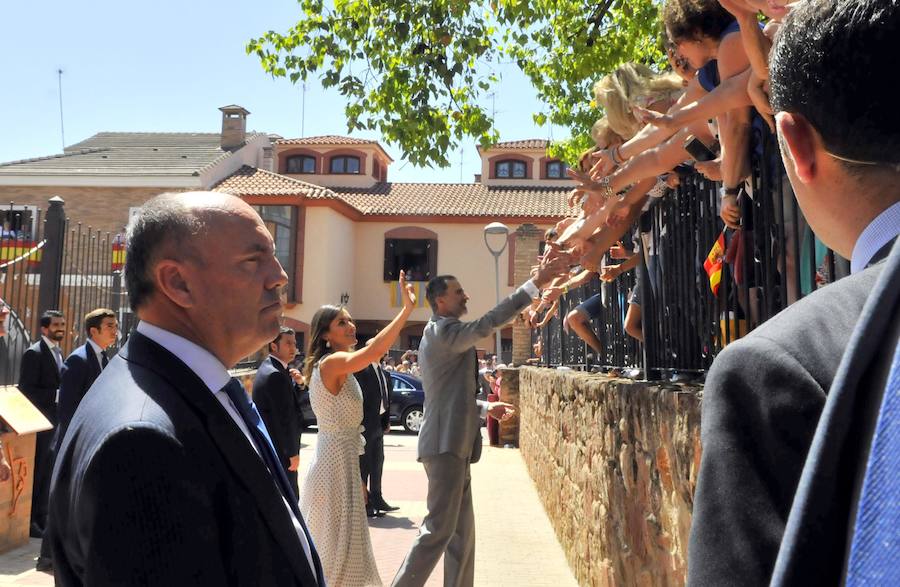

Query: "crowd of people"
left=1, top=0, right=897, bottom=585
left=522, top=0, right=807, bottom=363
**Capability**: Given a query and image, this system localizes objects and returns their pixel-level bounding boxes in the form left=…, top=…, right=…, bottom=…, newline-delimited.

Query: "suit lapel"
left=84, top=345, right=102, bottom=380
left=39, top=339, right=61, bottom=385
left=121, top=333, right=319, bottom=586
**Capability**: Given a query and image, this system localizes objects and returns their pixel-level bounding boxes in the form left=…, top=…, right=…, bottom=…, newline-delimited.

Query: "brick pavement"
left=0, top=427, right=577, bottom=586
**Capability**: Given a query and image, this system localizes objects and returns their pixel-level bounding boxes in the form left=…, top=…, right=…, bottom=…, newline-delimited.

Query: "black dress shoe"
left=372, top=498, right=399, bottom=512
left=366, top=505, right=386, bottom=518
left=35, top=556, right=53, bottom=573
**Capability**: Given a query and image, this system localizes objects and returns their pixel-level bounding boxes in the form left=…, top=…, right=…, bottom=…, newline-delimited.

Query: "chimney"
left=262, top=146, right=274, bottom=172
left=219, top=105, right=250, bottom=151
left=474, top=173, right=482, bottom=183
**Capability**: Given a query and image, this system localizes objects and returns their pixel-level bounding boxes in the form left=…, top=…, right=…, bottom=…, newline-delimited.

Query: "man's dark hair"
left=426, top=275, right=457, bottom=312
left=84, top=308, right=115, bottom=335
left=663, top=0, right=734, bottom=42
left=40, top=310, right=63, bottom=328
left=269, top=326, right=295, bottom=351
left=124, top=193, right=205, bottom=311
left=771, top=0, right=900, bottom=169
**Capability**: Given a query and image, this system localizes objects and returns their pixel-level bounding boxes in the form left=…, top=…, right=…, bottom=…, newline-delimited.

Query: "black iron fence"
left=1, top=198, right=132, bottom=384
left=534, top=129, right=847, bottom=378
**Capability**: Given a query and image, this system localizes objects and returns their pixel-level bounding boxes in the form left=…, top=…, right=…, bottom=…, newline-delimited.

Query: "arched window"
left=329, top=155, right=361, bottom=174
left=495, top=159, right=527, bottom=179
left=286, top=154, right=316, bottom=174
left=545, top=160, right=567, bottom=179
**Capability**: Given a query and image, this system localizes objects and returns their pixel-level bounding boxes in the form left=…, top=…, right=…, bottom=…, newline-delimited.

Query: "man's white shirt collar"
left=851, top=200, right=900, bottom=273
left=87, top=338, right=106, bottom=365
left=41, top=335, right=59, bottom=350
left=136, top=321, right=230, bottom=393
left=270, top=355, right=289, bottom=370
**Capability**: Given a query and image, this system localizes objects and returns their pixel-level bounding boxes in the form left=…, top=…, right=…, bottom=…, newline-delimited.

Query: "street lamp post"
left=483, top=222, right=510, bottom=362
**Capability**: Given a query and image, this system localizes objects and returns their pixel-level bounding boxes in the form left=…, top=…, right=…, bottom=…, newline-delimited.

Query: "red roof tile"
left=275, top=135, right=378, bottom=146
left=214, top=166, right=571, bottom=219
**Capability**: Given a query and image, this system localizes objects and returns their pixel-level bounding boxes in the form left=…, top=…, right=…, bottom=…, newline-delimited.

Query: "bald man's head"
left=124, top=191, right=256, bottom=310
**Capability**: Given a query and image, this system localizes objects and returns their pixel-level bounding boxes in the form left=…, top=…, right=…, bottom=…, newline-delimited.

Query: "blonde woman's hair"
left=589, top=118, right=624, bottom=150
left=593, top=63, right=684, bottom=139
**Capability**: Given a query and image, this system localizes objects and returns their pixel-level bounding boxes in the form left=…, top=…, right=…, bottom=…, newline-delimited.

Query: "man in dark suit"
left=56, top=308, right=118, bottom=441
left=355, top=353, right=395, bottom=517
left=253, top=326, right=304, bottom=498
left=48, top=192, right=323, bottom=586
left=36, top=308, right=118, bottom=573
left=18, top=309, right=66, bottom=539
left=687, top=1, right=900, bottom=585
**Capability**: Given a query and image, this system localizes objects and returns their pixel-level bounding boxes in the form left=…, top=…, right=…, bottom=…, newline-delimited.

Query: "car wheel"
left=402, top=406, right=424, bottom=434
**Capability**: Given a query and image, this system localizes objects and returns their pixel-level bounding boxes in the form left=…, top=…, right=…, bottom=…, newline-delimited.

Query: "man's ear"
left=154, top=260, right=195, bottom=309
left=776, top=111, right=818, bottom=184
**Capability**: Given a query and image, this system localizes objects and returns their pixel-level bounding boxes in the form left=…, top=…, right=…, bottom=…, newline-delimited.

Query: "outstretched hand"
left=487, top=401, right=516, bottom=422
left=634, top=106, right=676, bottom=130
left=398, top=270, right=417, bottom=310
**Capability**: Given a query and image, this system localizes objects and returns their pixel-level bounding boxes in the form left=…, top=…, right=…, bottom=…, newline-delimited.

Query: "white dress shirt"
left=86, top=338, right=107, bottom=369
left=136, top=321, right=317, bottom=578
left=42, top=335, right=63, bottom=371
left=850, top=200, right=900, bottom=274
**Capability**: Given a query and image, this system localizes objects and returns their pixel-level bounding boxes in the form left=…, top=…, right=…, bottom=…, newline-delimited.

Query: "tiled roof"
left=214, top=166, right=571, bottom=218
left=486, top=139, right=550, bottom=150
left=0, top=132, right=265, bottom=176
left=213, top=166, right=336, bottom=199
left=275, top=135, right=378, bottom=146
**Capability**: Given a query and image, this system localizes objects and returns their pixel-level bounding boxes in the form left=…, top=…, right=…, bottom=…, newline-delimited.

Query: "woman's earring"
left=325, top=340, right=331, bottom=349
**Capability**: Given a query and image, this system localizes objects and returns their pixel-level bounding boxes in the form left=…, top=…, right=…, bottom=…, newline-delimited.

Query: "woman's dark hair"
left=304, top=305, right=343, bottom=380
left=770, top=0, right=900, bottom=169
left=663, top=0, right=734, bottom=43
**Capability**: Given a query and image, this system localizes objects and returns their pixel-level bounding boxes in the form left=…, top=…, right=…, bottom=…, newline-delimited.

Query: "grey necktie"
left=52, top=345, right=63, bottom=372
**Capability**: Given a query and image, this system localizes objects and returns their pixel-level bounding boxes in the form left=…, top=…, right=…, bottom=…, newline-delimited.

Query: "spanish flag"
left=704, top=230, right=726, bottom=296
left=389, top=280, right=428, bottom=308
left=111, top=241, right=126, bottom=271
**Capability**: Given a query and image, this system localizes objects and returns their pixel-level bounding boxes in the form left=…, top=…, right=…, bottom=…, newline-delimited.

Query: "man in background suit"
left=37, top=308, right=118, bottom=573
left=253, top=326, right=304, bottom=497
left=48, top=192, right=323, bottom=585
left=355, top=352, right=395, bottom=517
left=1, top=297, right=25, bottom=384
left=56, top=308, right=118, bottom=441
left=18, top=309, right=65, bottom=539
left=687, top=1, right=900, bottom=584
left=393, top=257, right=566, bottom=587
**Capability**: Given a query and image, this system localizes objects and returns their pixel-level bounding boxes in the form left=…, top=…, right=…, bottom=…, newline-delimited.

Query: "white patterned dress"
left=299, top=367, right=382, bottom=587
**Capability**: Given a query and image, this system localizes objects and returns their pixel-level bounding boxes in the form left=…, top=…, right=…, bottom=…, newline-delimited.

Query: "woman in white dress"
left=299, top=271, right=416, bottom=587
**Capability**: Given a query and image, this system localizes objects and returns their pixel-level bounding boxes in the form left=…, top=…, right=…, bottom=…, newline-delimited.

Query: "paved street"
left=0, top=427, right=576, bottom=586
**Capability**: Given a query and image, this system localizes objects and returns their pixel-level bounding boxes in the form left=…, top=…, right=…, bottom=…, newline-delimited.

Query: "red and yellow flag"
left=704, top=230, right=726, bottom=296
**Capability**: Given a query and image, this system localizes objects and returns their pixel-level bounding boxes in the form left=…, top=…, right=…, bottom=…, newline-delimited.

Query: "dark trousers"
left=32, top=429, right=54, bottom=531
left=359, top=434, right=385, bottom=501
left=288, top=469, right=299, bottom=501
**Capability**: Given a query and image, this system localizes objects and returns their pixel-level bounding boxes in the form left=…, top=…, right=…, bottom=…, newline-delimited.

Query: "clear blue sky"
left=2, top=0, right=570, bottom=183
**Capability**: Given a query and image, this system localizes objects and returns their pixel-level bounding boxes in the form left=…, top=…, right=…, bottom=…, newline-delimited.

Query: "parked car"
left=298, top=371, right=426, bottom=434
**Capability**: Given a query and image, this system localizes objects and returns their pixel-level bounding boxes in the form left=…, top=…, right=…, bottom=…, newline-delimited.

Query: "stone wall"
left=517, top=367, right=702, bottom=587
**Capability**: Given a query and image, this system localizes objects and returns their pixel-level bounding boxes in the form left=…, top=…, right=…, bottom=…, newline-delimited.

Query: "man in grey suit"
left=687, top=1, right=900, bottom=584
left=392, top=256, right=566, bottom=587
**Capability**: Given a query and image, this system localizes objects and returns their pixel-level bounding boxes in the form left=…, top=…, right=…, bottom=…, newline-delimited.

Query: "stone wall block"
left=518, top=367, right=702, bottom=586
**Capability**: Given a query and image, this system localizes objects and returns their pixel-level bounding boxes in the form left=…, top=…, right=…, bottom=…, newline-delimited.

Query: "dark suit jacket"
left=48, top=332, right=323, bottom=586
left=355, top=363, right=391, bottom=440
left=56, top=343, right=103, bottom=442
left=687, top=256, right=887, bottom=586
left=770, top=239, right=900, bottom=586
left=252, top=357, right=303, bottom=469
left=18, top=339, right=61, bottom=424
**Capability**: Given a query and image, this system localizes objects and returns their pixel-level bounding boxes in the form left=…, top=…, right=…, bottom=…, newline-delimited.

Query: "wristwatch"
left=597, top=176, right=614, bottom=200
left=722, top=185, right=740, bottom=197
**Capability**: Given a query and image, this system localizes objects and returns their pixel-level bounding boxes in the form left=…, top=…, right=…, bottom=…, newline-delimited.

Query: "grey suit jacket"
left=416, top=285, right=533, bottom=462
left=687, top=256, right=886, bottom=586
left=770, top=238, right=900, bottom=586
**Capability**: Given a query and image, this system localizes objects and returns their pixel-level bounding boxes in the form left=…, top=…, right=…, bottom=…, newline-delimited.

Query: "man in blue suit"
left=56, top=308, right=118, bottom=441
left=253, top=326, right=304, bottom=498
left=48, top=192, right=323, bottom=586
left=687, top=1, right=900, bottom=585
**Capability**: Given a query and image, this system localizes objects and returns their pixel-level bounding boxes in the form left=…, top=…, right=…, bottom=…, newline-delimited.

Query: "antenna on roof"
left=300, top=82, right=308, bottom=137
left=459, top=145, right=464, bottom=183
left=57, top=69, right=66, bottom=150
